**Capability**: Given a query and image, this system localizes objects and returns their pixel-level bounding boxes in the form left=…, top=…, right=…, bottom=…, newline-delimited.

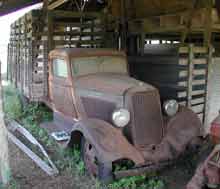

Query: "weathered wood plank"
left=0, top=67, right=10, bottom=185
left=8, top=132, right=58, bottom=176
left=48, top=0, right=68, bottom=10
left=50, top=10, right=102, bottom=19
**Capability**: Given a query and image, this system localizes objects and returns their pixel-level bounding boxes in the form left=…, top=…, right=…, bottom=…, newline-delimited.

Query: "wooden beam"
left=0, top=63, right=10, bottom=185
left=43, top=0, right=49, bottom=11
left=50, top=10, right=102, bottom=18
left=47, top=12, right=54, bottom=51
left=48, top=0, right=69, bottom=10
left=8, top=132, right=58, bottom=176
left=7, top=120, right=59, bottom=176
left=204, top=1, right=213, bottom=46
left=204, top=46, right=213, bottom=130
left=187, top=44, right=194, bottom=108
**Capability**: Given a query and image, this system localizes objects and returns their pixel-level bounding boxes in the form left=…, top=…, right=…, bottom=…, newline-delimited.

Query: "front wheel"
left=81, top=137, right=113, bottom=182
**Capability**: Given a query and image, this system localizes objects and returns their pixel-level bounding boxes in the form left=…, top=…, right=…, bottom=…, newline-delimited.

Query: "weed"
left=0, top=180, right=20, bottom=189
left=3, top=85, right=23, bottom=120
left=108, top=176, right=165, bottom=189
left=144, top=178, right=165, bottom=189
left=110, top=175, right=146, bottom=189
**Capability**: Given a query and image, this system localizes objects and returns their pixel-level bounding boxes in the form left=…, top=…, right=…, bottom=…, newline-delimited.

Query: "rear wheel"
left=81, top=137, right=113, bottom=182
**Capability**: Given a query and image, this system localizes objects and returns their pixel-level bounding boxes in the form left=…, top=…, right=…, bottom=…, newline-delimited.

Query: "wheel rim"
left=83, top=140, right=99, bottom=177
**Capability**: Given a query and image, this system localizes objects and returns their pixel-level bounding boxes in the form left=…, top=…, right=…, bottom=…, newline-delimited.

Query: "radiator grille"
left=131, top=91, right=163, bottom=148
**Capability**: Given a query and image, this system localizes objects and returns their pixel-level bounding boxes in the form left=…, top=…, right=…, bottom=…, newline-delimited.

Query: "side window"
left=53, top=59, right=68, bottom=78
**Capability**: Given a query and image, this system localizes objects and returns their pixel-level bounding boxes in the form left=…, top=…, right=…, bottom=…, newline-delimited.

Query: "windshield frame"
left=70, top=55, right=129, bottom=77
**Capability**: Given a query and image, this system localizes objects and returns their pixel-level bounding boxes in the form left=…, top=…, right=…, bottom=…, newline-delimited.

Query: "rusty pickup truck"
left=47, top=48, right=202, bottom=181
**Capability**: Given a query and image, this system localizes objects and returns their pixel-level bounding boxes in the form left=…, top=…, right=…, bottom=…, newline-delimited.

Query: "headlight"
left=163, top=100, right=179, bottom=117
left=112, top=108, right=130, bottom=128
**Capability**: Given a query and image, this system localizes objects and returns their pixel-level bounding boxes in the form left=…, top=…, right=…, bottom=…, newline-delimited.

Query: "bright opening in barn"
left=0, top=3, right=42, bottom=74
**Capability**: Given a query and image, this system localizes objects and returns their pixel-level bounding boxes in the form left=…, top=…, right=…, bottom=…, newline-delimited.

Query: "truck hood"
left=75, top=73, right=156, bottom=96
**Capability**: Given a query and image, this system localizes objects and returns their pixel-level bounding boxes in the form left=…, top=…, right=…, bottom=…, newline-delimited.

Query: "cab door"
left=49, top=57, right=76, bottom=117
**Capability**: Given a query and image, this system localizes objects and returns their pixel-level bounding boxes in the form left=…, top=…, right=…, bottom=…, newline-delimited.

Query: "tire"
left=81, top=137, right=113, bottom=183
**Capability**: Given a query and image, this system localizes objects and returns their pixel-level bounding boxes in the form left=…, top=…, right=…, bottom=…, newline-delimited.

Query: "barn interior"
left=1, top=1, right=220, bottom=188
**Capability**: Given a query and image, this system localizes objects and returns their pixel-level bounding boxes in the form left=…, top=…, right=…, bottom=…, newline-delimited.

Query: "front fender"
left=68, top=118, right=145, bottom=166
left=165, top=107, right=203, bottom=153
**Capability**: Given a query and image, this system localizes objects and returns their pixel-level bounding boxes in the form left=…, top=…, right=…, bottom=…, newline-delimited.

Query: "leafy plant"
left=3, top=85, right=23, bottom=120
left=110, top=175, right=146, bottom=189
left=0, top=180, right=20, bottom=189
left=144, top=179, right=165, bottom=189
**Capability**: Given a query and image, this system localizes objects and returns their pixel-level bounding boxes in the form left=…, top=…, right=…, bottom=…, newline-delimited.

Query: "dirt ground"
left=9, top=141, right=100, bottom=189
left=9, top=138, right=212, bottom=189
left=9, top=141, right=73, bottom=189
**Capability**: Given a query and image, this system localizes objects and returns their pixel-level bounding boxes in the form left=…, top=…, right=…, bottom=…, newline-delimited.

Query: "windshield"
left=71, top=56, right=128, bottom=76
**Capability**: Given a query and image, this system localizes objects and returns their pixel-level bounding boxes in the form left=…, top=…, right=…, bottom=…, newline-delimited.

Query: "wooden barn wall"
left=129, top=44, right=212, bottom=125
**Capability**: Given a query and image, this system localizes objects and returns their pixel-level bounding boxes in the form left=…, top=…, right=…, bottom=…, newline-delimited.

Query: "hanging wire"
left=73, top=0, right=89, bottom=12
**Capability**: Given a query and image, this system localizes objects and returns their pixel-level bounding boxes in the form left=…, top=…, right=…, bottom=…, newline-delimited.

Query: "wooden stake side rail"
left=8, top=9, right=112, bottom=102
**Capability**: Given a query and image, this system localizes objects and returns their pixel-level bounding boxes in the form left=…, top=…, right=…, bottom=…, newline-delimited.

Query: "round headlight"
left=112, top=108, right=130, bottom=128
left=163, top=100, right=179, bottom=117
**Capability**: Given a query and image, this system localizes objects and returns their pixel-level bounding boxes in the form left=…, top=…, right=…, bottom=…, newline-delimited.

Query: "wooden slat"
left=53, top=31, right=103, bottom=36
left=48, top=0, right=67, bottom=10
left=178, top=90, right=206, bottom=98
left=50, top=10, right=102, bottom=19
left=55, top=21, right=103, bottom=29
left=179, top=46, right=208, bottom=54
left=179, top=58, right=207, bottom=65
left=8, top=132, right=58, bottom=176
left=191, top=104, right=204, bottom=114
left=54, top=39, right=103, bottom=46
left=0, top=70, right=10, bottom=185
left=178, top=79, right=206, bottom=87
left=191, top=97, right=205, bottom=105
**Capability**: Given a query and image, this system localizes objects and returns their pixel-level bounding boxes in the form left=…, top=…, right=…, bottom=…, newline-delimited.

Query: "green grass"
left=0, top=180, right=20, bottom=189
left=3, top=84, right=165, bottom=189
left=3, top=85, right=23, bottom=120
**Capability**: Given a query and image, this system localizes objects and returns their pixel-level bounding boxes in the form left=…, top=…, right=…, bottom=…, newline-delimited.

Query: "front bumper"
left=114, top=161, right=170, bottom=179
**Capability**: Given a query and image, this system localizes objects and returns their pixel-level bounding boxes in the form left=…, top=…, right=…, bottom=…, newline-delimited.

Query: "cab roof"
left=49, top=48, right=126, bottom=59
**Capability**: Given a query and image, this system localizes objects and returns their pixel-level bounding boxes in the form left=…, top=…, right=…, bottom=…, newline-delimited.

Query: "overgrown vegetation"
left=0, top=180, right=20, bottom=189
left=3, top=84, right=165, bottom=189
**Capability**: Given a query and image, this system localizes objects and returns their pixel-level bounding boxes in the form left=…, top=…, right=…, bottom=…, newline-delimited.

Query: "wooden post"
left=120, top=0, right=127, bottom=51
left=0, top=62, right=10, bottom=185
left=204, top=46, right=213, bottom=132
left=204, top=3, right=213, bottom=47
left=187, top=44, right=194, bottom=108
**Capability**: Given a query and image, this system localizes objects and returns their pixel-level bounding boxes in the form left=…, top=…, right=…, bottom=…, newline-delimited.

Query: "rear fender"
left=68, top=118, right=145, bottom=166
